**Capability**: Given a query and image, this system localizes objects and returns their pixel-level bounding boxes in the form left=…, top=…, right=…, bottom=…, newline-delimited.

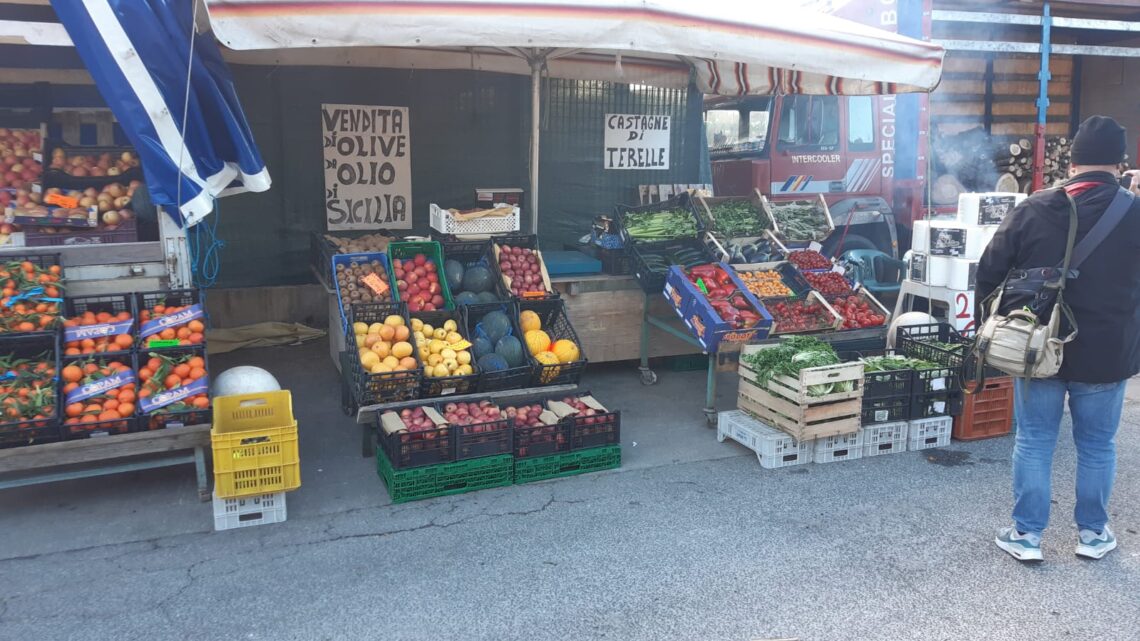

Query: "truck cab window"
left=778, top=95, right=839, bottom=150
left=705, top=103, right=769, bottom=156
left=847, top=96, right=875, bottom=151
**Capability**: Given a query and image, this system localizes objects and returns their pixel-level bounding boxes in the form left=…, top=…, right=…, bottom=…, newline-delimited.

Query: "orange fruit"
left=188, top=366, right=206, bottom=380
left=62, top=365, right=82, bottom=383
left=188, top=356, right=205, bottom=369
left=65, top=403, right=83, bottom=418
left=191, top=396, right=210, bottom=409
left=164, top=374, right=182, bottom=389
left=117, top=403, right=135, bottom=418
left=173, top=364, right=191, bottom=379
left=188, top=320, right=205, bottom=333
left=114, top=334, right=133, bottom=350
left=159, top=328, right=176, bottom=340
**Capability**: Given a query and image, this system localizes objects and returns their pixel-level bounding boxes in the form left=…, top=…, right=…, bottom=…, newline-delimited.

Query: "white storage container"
left=862, top=421, right=909, bottom=458
left=928, top=256, right=952, bottom=287
left=429, top=202, right=520, bottom=235
left=947, top=258, right=978, bottom=291
left=814, top=430, right=864, bottom=464
left=908, top=416, right=954, bottom=451
left=213, top=491, right=287, bottom=531
left=717, top=410, right=813, bottom=469
left=957, top=192, right=1025, bottom=227
left=912, top=220, right=930, bottom=253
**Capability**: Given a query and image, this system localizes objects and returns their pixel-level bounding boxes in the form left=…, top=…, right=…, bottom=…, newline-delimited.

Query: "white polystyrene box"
left=912, top=220, right=930, bottom=253
left=929, top=223, right=989, bottom=261
left=948, top=258, right=978, bottom=291
left=957, top=192, right=1026, bottom=227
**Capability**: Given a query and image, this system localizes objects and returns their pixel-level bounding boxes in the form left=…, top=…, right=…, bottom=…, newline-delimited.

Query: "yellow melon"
left=519, top=310, right=542, bottom=333
left=551, top=339, right=580, bottom=364
left=524, top=329, right=552, bottom=355
left=533, top=351, right=561, bottom=383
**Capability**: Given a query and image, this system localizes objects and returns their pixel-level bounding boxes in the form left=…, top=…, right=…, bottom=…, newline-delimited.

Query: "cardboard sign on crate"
left=736, top=344, right=863, bottom=442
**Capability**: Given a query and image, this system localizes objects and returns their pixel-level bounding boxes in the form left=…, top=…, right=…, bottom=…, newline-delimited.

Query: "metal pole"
left=529, top=57, right=541, bottom=235
left=1033, top=2, right=1052, bottom=191
left=158, top=206, right=192, bottom=288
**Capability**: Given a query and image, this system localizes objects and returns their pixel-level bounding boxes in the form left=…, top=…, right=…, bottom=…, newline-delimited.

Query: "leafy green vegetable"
left=861, top=355, right=941, bottom=372
left=707, top=201, right=769, bottom=238
left=770, top=201, right=831, bottom=242
left=624, top=209, right=698, bottom=241
left=741, top=335, right=839, bottom=396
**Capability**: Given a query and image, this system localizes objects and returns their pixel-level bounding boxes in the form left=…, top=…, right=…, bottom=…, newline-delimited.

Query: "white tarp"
left=205, top=0, right=944, bottom=96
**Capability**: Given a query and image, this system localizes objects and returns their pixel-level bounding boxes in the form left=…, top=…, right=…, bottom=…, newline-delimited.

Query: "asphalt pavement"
left=2, top=340, right=1138, bottom=641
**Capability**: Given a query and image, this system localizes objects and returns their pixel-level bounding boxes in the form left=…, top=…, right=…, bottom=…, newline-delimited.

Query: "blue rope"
left=187, top=203, right=224, bottom=328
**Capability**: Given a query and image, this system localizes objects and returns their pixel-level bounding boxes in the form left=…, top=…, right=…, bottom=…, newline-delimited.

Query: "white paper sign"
left=604, top=113, right=670, bottom=170
left=322, top=104, right=412, bottom=230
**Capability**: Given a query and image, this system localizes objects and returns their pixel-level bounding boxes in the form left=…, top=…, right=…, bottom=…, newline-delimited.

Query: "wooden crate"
left=737, top=345, right=863, bottom=441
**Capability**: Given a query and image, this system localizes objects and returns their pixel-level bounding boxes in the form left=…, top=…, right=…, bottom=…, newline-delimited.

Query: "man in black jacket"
left=976, top=116, right=1140, bottom=563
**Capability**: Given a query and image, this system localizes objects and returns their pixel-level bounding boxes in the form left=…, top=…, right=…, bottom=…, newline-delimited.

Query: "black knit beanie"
left=1071, top=115, right=1127, bottom=166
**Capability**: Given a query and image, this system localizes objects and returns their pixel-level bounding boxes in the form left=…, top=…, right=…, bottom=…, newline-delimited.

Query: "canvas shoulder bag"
left=971, top=187, right=1135, bottom=385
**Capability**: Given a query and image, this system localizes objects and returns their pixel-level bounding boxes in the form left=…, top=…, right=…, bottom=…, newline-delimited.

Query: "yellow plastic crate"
left=211, top=390, right=301, bottom=498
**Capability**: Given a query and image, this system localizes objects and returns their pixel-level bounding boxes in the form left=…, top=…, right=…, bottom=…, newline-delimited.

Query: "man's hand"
left=1125, top=169, right=1140, bottom=197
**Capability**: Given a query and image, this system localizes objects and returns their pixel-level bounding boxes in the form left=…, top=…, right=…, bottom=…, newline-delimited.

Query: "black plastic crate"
left=135, top=289, right=204, bottom=350
left=60, top=352, right=139, bottom=439
left=518, top=299, right=586, bottom=387
left=0, top=331, right=60, bottom=447
left=413, top=310, right=480, bottom=398
left=350, top=303, right=422, bottom=405
left=63, top=293, right=136, bottom=357
left=377, top=417, right=454, bottom=469
left=861, top=395, right=911, bottom=425
left=599, top=247, right=631, bottom=276
left=627, top=237, right=715, bottom=294
left=461, top=301, right=531, bottom=392
left=912, top=365, right=959, bottom=394
left=41, top=141, right=143, bottom=189
left=911, top=391, right=963, bottom=420
left=440, top=402, right=514, bottom=461
left=500, top=392, right=569, bottom=458
left=489, top=234, right=559, bottom=301
left=0, top=253, right=63, bottom=272
left=438, top=238, right=510, bottom=304
left=137, top=346, right=211, bottom=430
left=896, top=323, right=968, bottom=367
left=864, top=368, right=913, bottom=399
left=564, top=398, right=620, bottom=450
left=614, top=193, right=703, bottom=246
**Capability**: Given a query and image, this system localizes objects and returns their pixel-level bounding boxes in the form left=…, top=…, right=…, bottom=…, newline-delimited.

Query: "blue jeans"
left=1012, top=378, right=1126, bottom=536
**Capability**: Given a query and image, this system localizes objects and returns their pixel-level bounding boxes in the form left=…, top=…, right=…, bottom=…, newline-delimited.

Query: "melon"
left=476, top=291, right=500, bottom=304
left=471, top=336, right=494, bottom=360
left=454, top=291, right=479, bottom=306
left=462, top=265, right=494, bottom=294
left=551, top=339, right=580, bottom=364
left=213, top=366, right=281, bottom=397
left=495, top=335, right=526, bottom=368
left=477, top=353, right=510, bottom=372
left=519, top=310, right=541, bottom=333
left=444, top=259, right=465, bottom=291
left=533, top=351, right=561, bottom=383
left=524, top=329, right=551, bottom=355
left=480, top=310, right=512, bottom=344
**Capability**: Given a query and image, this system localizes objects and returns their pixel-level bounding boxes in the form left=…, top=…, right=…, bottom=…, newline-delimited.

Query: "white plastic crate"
left=429, top=203, right=520, bottom=235
left=717, top=410, right=812, bottom=469
left=861, top=421, right=909, bottom=458
left=908, top=416, right=953, bottom=451
left=814, top=430, right=864, bottom=464
left=213, top=491, right=287, bottom=531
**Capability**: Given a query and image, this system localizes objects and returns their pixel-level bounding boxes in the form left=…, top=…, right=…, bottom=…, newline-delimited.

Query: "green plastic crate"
left=513, top=445, right=621, bottom=484
left=376, top=449, right=512, bottom=503
left=388, top=240, right=456, bottom=311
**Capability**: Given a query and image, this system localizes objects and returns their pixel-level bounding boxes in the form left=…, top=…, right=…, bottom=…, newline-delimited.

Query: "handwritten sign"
left=604, top=114, right=670, bottom=170
left=361, top=272, right=389, bottom=296
left=322, top=104, right=412, bottom=230
left=45, top=193, right=79, bottom=208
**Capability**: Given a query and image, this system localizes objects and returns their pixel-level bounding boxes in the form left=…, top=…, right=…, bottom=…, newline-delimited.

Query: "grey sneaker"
left=1076, top=526, right=1117, bottom=560
left=995, top=527, right=1044, bottom=562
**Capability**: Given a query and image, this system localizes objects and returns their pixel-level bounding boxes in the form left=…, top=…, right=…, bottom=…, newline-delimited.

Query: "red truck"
left=707, top=0, right=930, bottom=259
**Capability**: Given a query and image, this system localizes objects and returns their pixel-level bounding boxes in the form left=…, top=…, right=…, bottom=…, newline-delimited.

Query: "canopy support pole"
left=159, top=206, right=192, bottom=288
left=529, top=56, right=541, bottom=235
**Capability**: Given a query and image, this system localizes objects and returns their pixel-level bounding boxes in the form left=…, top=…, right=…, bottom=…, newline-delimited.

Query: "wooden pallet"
left=737, top=345, right=863, bottom=441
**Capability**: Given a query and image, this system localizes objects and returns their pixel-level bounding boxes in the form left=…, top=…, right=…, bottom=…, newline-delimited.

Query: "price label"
left=449, top=339, right=472, bottom=351
left=45, top=193, right=79, bottom=208
left=361, top=272, right=389, bottom=295
left=148, top=339, right=181, bottom=348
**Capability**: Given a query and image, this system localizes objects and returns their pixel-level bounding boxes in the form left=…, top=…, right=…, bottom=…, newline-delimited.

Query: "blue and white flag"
left=52, top=0, right=270, bottom=226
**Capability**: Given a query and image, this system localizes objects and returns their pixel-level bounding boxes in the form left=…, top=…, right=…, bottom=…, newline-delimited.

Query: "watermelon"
left=480, top=310, right=512, bottom=344
left=477, top=353, right=510, bottom=372
left=444, top=259, right=465, bottom=291
left=462, top=266, right=494, bottom=294
left=476, top=291, right=500, bottom=304
left=495, top=335, right=526, bottom=368
left=454, top=291, right=479, bottom=306
left=471, top=336, right=494, bottom=360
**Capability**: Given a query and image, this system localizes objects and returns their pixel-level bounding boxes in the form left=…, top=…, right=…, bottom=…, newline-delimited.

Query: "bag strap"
left=1055, top=193, right=1080, bottom=291
left=1067, top=187, right=1134, bottom=271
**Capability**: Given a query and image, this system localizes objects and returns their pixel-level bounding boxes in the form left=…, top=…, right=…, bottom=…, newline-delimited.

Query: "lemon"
left=353, top=322, right=369, bottom=336
left=384, top=314, right=405, bottom=327
left=443, top=319, right=458, bottom=332
left=361, top=351, right=380, bottom=369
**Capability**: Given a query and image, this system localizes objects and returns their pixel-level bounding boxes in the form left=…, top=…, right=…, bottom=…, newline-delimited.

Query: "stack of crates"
left=210, top=390, right=301, bottom=531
